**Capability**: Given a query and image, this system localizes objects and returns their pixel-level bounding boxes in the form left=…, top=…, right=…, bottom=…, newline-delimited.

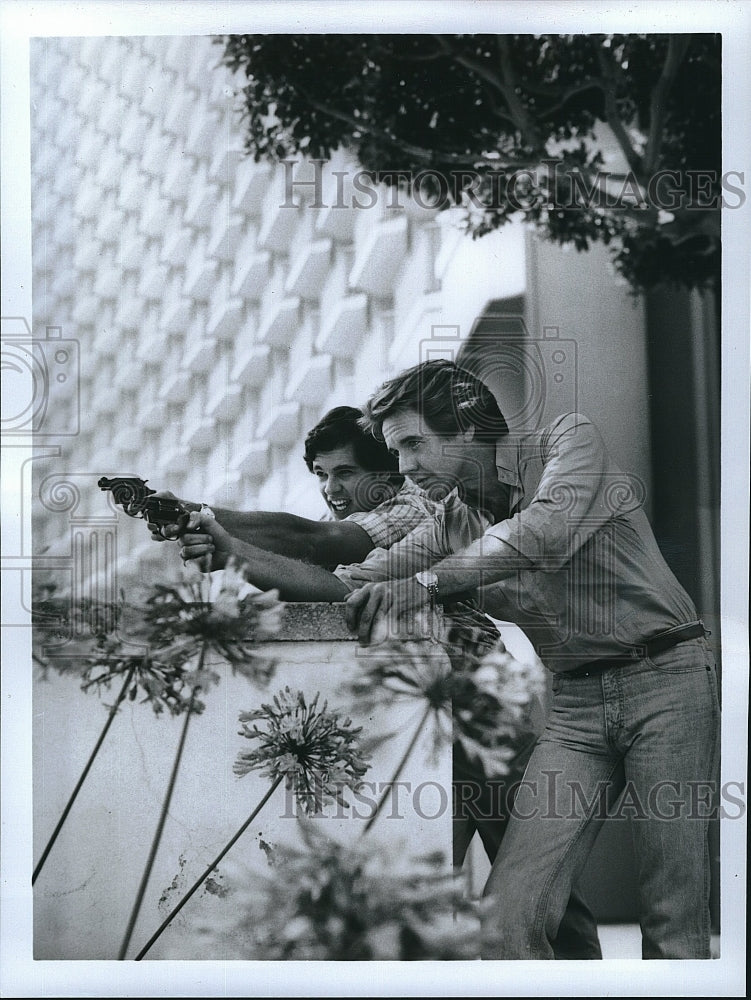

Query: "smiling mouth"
left=327, top=498, right=350, bottom=514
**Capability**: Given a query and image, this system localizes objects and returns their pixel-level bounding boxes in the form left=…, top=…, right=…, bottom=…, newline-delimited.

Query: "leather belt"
left=561, top=621, right=709, bottom=679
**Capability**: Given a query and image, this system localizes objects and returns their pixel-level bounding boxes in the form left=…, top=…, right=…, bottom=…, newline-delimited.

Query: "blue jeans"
left=453, top=738, right=603, bottom=959
left=482, top=638, right=721, bottom=959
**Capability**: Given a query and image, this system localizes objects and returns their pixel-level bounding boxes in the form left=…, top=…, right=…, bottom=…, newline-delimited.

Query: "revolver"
left=98, top=476, right=198, bottom=538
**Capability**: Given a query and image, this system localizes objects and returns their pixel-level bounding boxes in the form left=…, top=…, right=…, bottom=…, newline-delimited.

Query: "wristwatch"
left=414, top=570, right=439, bottom=610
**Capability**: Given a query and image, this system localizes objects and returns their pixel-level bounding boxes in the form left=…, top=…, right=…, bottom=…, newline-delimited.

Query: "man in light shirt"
left=339, top=359, right=719, bottom=961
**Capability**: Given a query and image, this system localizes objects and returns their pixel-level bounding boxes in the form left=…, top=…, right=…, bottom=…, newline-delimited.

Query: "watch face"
left=417, top=571, right=438, bottom=588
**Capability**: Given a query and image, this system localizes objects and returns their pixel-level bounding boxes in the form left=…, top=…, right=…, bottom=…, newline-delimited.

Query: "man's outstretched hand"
left=178, top=510, right=235, bottom=573
left=344, top=577, right=430, bottom=645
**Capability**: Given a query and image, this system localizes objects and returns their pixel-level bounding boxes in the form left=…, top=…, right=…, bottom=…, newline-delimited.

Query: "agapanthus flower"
left=32, top=571, right=284, bottom=712
left=140, top=568, right=282, bottom=684
left=32, top=591, right=122, bottom=675
left=82, top=639, right=209, bottom=716
left=171, top=820, right=480, bottom=961
left=31, top=593, right=198, bottom=715
left=348, top=612, right=545, bottom=779
left=234, top=688, right=370, bottom=814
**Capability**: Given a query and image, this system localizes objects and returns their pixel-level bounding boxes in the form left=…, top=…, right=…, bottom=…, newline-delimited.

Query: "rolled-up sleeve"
left=345, top=484, right=442, bottom=549
left=334, top=520, right=447, bottom=590
left=335, top=495, right=491, bottom=590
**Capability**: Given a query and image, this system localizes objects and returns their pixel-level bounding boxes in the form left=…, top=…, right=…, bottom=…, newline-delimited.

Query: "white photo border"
left=1, top=2, right=748, bottom=996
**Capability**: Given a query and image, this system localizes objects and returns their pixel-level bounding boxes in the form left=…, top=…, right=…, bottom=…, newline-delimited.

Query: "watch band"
left=414, top=570, right=439, bottom=611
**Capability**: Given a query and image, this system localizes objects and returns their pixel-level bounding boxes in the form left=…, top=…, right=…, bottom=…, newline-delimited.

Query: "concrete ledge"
left=31, top=597, right=359, bottom=642
left=272, top=601, right=356, bottom=642
left=32, top=598, right=445, bottom=647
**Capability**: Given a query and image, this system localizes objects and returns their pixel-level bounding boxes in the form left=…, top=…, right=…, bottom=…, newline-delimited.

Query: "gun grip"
left=174, top=509, right=204, bottom=535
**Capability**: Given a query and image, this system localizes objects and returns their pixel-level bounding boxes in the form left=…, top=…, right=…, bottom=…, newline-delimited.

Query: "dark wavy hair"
left=303, top=406, right=402, bottom=482
left=360, top=360, right=508, bottom=442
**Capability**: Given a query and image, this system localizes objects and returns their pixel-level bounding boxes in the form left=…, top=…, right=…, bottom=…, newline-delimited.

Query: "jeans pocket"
left=644, top=639, right=713, bottom=675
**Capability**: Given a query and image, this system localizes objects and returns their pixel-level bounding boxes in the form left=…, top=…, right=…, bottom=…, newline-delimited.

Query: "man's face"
left=312, top=443, right=387, bottom=520
left=381, top=407, right=474, bottom=501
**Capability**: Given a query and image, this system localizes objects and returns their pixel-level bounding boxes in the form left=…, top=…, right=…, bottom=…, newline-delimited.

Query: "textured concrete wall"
left=28, top=35, right=528, bottom=600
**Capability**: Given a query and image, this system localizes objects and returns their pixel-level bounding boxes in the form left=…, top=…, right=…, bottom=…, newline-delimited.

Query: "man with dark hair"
left=303, top=404, right=403, bottom=504
left=342, top=358, right=719, bottom=961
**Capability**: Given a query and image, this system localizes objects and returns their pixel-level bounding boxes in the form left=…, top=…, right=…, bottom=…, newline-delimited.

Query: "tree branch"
left=432, top=34, right=544, bottom=152
left=643, top=34, right=692, bottom=175
left=496, top=36, right=545, bottom=152
left=298, top=88, right=539, bottom=170
left=431, top=35, right=506, bottom=94
left=484, top=87, right=526, bottom=131
left=301, top=95, right=455, bottom=165
left=533, top=79, right=604, bottom=120
left=596, top=45, right=644, bottom=178
left=373, top=37, right=447, bottom=62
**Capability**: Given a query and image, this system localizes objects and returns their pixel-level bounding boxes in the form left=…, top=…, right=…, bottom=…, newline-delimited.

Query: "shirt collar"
left=398, top=478, right=424, bottom=495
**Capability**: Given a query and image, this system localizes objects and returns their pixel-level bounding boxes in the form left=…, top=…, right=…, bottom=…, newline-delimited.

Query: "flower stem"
left=118, top=644, right=206, bottom=960
left=363, top=702, right=433, bottom=835
left=133, top=772, right=284, bottom=961
left=32, top=660, right=138, bottom=887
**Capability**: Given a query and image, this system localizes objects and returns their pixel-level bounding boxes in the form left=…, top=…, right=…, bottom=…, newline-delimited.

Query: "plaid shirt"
left=334, top=488, right=491, bottom=589
left=345, top=478, right=449, bottom=549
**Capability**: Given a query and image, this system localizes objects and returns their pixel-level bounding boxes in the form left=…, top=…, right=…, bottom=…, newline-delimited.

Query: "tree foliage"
left=218, top=33, right=722, bottom=293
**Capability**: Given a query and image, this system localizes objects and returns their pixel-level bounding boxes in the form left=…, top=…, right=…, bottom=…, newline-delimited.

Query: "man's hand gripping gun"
left=97, top=476, right=200, bottom=539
